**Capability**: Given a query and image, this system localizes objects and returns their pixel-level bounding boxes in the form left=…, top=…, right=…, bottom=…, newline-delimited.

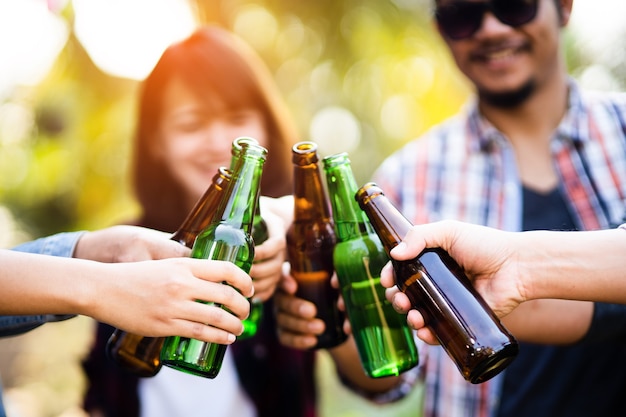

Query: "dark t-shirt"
left=496, top=187, right=626, bottom=417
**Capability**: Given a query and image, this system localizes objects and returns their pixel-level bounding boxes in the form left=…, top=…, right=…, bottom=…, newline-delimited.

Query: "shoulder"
left=575, top=84, right=626, bottom=115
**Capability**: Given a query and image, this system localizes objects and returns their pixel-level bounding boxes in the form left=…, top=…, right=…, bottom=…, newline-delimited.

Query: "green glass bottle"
left=323, top=153, right=418, bottom=378
left=105, top=167, right=232, bottom=377
left=241, top=212, right=268, bottom=338
left=160, top=141, right=267, bottom=378
left=230, top=137, right=265, bottom=340
left=286, top=141, right=347, bottom=349
left=356, top=182, right=519, bottom=384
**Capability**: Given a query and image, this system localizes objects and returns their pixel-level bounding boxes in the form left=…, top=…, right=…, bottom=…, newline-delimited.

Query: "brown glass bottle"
left=286, top=141, right=347, bottom=349
left=105, top=167, right=232, bottom=377
left=356, top=182, right=519, bottom=384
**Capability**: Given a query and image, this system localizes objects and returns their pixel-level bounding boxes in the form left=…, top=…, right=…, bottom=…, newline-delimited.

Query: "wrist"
left=515, top=230, right=559, bottom=302
left=73, top=230, right=96, bottom=260
left=69, top=259, right=109, bottom=318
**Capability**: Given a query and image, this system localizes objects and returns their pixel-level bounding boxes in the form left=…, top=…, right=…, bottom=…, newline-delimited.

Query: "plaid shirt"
left=373, top=79, right=626, bottom=417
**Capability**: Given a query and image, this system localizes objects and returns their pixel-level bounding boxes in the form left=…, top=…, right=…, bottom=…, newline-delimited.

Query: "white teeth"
left=486, top=48, right=516, bottom=61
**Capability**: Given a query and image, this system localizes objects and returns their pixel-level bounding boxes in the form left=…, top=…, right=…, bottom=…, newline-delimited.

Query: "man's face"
left=437, top=0, right=571, bottom=107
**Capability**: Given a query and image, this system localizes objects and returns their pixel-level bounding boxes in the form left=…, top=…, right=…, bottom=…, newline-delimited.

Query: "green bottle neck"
left=230, top=138, right=264, bottom=235
left=219, top=151, right=265, bottom=234
left=324, top=158, right=370, bottom=242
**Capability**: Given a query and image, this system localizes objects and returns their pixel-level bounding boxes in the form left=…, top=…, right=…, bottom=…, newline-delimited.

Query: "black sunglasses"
left=435, top=0, right=539, bottom=40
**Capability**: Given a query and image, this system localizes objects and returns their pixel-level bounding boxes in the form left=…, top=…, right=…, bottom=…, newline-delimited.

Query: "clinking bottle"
left=323, top=153, right=418, bottom=378
left=160, top=141, right=266, bottom=378
left=105, top=167, right=232, bottom=377
left=285, top=141, right=347, bottom=349
left=230, top=137, right=266, bottom=340
left=356, top=182, right=519, bottom=384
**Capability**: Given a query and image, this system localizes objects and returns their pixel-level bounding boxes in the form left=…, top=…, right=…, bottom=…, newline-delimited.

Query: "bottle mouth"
left=322, top=152, right=350, bottom=169
left=355, top=182, right=383, bottom=208
left=292, top=141, right=319, bottom=165
left=466, top=342, right=519, bottom=384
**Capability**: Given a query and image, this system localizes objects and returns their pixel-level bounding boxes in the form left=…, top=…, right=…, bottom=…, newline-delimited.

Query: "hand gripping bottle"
left=105, top=167, right=232, bottom=377
left=160, top=141, right=266, bottom=378
left=356, top=182, right=518, bottom=384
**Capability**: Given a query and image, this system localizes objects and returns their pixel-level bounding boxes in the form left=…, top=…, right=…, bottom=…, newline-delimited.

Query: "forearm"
left=502, top=299, right=592, bottom=344
left=327, top=337, right=401, bottom=394
left=0, top=250, right=99, bottom=316
left=520, top=228, right=626, bottom=303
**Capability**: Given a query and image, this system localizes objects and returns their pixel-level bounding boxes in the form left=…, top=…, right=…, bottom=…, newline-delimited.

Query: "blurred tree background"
left=0, top=0, right=624, bottom=416
left=1, top=0, right=624, bottom=243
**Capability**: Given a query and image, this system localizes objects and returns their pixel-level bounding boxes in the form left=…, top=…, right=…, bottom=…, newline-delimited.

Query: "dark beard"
left=478, top=80, right=535, bottom=108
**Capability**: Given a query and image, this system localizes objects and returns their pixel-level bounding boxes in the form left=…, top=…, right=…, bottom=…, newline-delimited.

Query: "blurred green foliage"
left=0, top=0, right=623, bottom=242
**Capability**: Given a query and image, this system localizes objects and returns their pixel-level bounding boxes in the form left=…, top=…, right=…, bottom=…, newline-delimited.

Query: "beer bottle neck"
left=324, top=156, right=369, bottom=242
left=219, top=151, right=265, bottom=234
left=292, top=163, right=332, bottom=223
left=171, top=167, right=231, bottom=248
left=357, top=185, right=412, bottom=253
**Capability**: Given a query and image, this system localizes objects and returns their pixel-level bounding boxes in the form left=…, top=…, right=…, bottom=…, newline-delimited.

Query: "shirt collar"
left=465, top=78, right=588, bottom=152
left=556, top=78, right=589, bottom=146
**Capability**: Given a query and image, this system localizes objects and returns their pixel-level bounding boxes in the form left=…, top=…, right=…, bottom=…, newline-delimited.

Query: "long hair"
left=132, top=25, right=297, bottom=231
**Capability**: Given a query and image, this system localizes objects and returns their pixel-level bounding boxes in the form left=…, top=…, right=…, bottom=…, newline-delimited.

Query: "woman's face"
left=157, top=77, right=269, bottom=206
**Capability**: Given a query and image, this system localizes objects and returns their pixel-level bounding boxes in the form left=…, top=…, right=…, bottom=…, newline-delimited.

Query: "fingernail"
left=299, top=303, right=315, bottom=317
left=392, top=242, right=407, bottom=254
left=308, top=321, right=324, bottom=334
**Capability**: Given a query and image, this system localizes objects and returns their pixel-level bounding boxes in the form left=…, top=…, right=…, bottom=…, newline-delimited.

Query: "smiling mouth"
left=473, top=44, right=527, bottom=65
left=485, top=48, right=518, bottom=61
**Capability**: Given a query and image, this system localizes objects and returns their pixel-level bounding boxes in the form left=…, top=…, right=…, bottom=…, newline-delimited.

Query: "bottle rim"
left=355, top=182, right=383, bottom=206
left=292, top=141, right=319, bottom=165
left=322, top=152, right=350, bottom=169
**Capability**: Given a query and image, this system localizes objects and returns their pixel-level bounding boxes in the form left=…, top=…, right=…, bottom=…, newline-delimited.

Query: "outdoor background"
left=0, top=0, right=624, bottom=416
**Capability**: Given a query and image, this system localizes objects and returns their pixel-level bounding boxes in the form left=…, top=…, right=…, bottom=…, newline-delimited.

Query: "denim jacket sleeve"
left=11, top=231, right=85, bottom=257
left=0, top=231, right=86, bottom=338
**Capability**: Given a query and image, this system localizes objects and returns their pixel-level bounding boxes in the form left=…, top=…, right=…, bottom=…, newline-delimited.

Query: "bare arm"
left=0, top=250, right=253, bottom=343
left=73, top=225, right=190, bottom=263
left=381, top=221, right=626, bottom=344
left=2, top=225, right=257, bottom=344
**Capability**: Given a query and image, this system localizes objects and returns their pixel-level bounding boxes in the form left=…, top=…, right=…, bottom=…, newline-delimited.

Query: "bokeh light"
left=0, top=0, right=68, bottom=99
left=232, top=4, right=279, bottom=52
left=310, top=106, right=361, bottom=155
left=72, top=0, right=197, bottom=80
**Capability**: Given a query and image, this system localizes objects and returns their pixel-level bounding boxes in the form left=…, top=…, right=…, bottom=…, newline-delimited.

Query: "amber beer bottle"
left=356, top=182, right=519, bottom=384
left=323, top=153, right=418, bottom=378
left=230, top=137, right=266, bottom=340
left=286, top=141, right=347, bottom=349
left=105, top=167, right=232, bottom=377
left=160, top=141, right=266, bottom=378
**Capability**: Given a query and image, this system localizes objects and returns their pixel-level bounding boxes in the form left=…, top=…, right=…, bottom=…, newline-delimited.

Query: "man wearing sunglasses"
left=274, top=0, right=626, bottom=416
left=369, top=0, right=626, bottom=416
